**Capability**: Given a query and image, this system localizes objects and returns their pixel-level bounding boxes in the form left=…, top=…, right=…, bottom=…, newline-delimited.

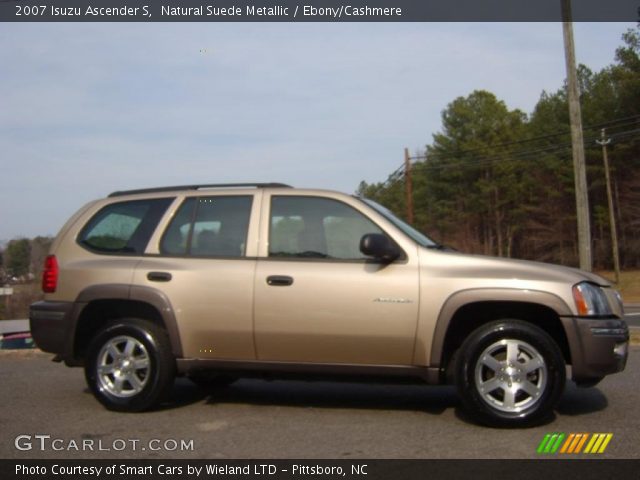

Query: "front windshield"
left=359, top=198, right=437, bottom=248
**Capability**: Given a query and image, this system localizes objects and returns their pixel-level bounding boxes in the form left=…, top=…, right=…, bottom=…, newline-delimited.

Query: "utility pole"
left=597, top=129, right=621, bottom=283
left=404, top=147, right=414, bottom=224
left=562, top=0, right=592, bottom=271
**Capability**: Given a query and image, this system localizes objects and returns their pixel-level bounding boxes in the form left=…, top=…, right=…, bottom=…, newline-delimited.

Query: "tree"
left=5, top=239, right=31, bottom=278
left=30, top=236, right=53, bottom=278
left=357, top=27, right=640, bottom=268
left=422, top=90, right=528, bottom=256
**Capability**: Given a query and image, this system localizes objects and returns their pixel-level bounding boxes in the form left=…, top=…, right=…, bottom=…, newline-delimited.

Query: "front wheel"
left=85, top=318, right=176, bottom=412
left=455, top=320, right=565, bottom=427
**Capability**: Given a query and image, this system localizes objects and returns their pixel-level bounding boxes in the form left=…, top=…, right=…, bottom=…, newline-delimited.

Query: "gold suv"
left=30, top=183, right=629, bottom=426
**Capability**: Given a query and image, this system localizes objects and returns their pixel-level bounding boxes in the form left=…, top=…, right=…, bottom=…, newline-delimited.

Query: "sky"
left=0, top=21, right=636, bottom=240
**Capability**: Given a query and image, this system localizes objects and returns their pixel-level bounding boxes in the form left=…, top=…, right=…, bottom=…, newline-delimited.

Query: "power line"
left=421, top=132, right=639, bottom=172
left=364, top=116, right=640, bottom=193
left=417, top=123, right=640, bottom=169
left=584, top=114, right=640, bottom=131
left=422, top=114, right=640, bottom=162
left=413, top=145, right=572, bottom=173
left=410, top=127, right=640, bottom=173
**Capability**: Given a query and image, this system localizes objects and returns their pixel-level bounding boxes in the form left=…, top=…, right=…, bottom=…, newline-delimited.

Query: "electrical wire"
left=365, top=116, right=640, bottom=193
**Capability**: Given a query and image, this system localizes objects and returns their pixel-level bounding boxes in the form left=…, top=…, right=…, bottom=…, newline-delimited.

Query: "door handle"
left=147, top=271, right=172, bottom=282
left=266, top=275, right=294, bottom=287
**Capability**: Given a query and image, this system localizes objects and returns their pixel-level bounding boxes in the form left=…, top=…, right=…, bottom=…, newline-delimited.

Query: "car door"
left=133, top=192, right=260, bottom=360
left=254, top=193, right=420, bottom=366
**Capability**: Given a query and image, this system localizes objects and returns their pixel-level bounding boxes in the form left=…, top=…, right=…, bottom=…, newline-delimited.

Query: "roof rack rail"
left=108, top=183, right=292, bottom=197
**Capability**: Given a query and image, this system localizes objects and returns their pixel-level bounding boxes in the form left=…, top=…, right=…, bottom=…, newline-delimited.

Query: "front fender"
left=427, top=288, right=573, bottom=368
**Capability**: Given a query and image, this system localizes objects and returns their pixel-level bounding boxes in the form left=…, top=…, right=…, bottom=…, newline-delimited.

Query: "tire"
left=455, top=319, right=565, bottom=427
left=188, top=373, right=237, bottom=390
left=84, top=318, right=176, bottom=412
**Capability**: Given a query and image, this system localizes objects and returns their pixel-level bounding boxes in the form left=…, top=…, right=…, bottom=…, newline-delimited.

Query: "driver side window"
left=269, top=196, right=384, bottom=260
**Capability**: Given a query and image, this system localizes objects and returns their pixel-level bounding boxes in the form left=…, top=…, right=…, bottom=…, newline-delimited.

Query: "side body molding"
left=76, top=284, right=183, bottom=358
left=428, top=288, right=573, bottom=368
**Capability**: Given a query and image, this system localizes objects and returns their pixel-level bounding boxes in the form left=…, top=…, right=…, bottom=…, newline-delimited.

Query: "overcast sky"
left=0, top=22, right=635, bottom=240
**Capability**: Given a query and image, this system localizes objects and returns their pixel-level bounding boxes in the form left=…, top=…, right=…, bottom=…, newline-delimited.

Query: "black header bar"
left=1, top=0, right=639, bottom=22
left=3, top=459, right=640, bottom=480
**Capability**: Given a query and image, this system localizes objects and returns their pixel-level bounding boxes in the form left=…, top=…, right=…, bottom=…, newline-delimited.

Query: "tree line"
left=358, top=27, right=640, bottom=269
left=0, top=237, right=53, bottom=284
left=0, top=237, right=53, bottom=320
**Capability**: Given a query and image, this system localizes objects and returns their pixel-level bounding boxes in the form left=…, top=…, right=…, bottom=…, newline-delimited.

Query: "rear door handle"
left=266, top=275, right=294, bottom=287
left=147, top=271, right=172, bottom=282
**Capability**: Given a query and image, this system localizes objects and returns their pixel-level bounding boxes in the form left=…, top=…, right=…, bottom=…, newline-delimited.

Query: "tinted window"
left=79, top=198, right=172, bottom=254
left=361, top=198, right=437, bottom=247
left=269, top=196, right=384, bottom=260
left=160, top=196, right=252, bottom=258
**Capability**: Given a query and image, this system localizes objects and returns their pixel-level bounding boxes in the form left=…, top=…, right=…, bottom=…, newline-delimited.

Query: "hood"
left=422, top=248, right=612, bottom=287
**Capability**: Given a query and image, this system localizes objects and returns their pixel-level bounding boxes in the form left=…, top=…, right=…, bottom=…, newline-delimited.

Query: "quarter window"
left=269, top=196, right=385, bottom=260
left=79, top=198, right=173, bottom=254
left=161, top=196, right=253, bottom=257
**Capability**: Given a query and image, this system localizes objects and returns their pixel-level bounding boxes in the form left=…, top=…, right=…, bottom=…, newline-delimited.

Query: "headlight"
left=572, top=282, right=612, bottom=316
left=614, top=290, right=624, bottom=313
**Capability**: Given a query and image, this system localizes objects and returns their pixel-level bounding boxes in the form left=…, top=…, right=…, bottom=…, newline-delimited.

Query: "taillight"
left=42, top=255, right=58, bottom=293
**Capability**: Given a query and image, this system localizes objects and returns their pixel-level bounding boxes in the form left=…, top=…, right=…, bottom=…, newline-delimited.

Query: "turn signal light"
left=572, top=285, right=589, bottom=316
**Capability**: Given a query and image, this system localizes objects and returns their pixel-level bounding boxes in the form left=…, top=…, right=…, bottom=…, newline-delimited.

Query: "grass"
left=596, top=270, right=640, bottom=303
left=0, top=283, right=42, bottom=320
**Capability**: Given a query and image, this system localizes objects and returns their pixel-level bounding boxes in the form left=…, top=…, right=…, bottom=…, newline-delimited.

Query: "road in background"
left=625, top=304, right=640, bottom=327
left=0, top=319, right=29, bottom=335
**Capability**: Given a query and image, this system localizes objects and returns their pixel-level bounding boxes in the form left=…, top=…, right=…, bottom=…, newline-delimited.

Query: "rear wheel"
left=85, top=318, right=175, bottom=412
left=455, top=319, right=565, bottom=427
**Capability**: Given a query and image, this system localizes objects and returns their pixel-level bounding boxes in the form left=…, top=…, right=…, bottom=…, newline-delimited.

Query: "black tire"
left=84, top=318, right=176, bottom=412
left=187, top=373, right=237, bottom=390
left=455, top=319, right=565, bottom=427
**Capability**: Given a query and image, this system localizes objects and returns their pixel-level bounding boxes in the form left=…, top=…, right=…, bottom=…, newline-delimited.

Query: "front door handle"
left=147, top=271, right=172, bottom=282
left=266, top=275, right=294, bottom=286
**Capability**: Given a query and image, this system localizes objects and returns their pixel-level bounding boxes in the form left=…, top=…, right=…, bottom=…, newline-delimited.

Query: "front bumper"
left=563, top=316, right=629, bottom=385
left=29, top=301, right=77, bottom=359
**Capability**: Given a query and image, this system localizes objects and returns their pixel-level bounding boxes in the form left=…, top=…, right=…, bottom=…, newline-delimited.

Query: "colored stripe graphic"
left=568, top=433, right=588, bottom=454
left=538, top=433, right=613, bottom=455
left=550, top=433, right=565, bottom=453
left=537, top=433, right=565, bottom=454
left=536, top=433, right=551, bottom=453
left=536, top=434, right=552, bottom=454
left=559, top=434, right=575, bottom=454
left=584, top=434, right=613, bottom=454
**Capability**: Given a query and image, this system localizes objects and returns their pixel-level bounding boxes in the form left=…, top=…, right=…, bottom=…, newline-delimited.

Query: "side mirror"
left=360, top=233, right=401, bottom=262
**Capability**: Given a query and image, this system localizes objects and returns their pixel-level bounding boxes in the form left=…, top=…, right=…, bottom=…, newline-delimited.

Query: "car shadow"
left=181, top=377, right=460, bottom=416
left=451, top=381, right=610, bottom=428
left=555, top=382, right=609, bottom=416
left=82, top=382, right=211, bottom=411
left=157, top=380, right=212, bottom=410
left=87, top=376, right=610, bottom=424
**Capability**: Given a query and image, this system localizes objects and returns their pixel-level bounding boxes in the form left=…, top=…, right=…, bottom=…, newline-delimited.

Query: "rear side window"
left=160, top=196, right=253, bottom=258
left=79, top=198, right=173, bottom=254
